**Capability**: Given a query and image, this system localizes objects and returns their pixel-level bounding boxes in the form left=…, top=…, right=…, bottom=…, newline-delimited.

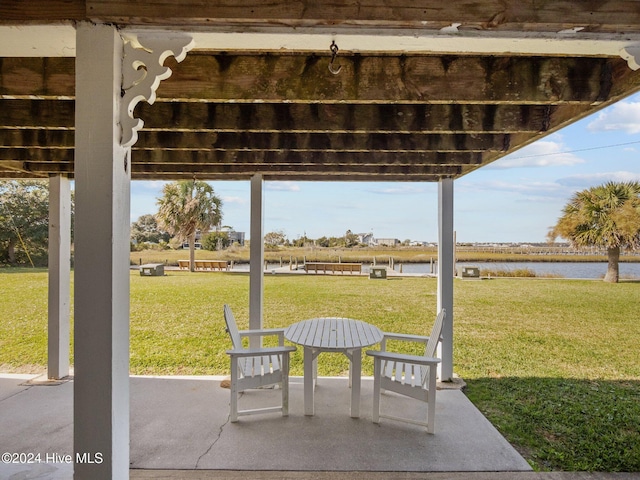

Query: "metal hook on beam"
left=328, top=40, right=342, bottom=75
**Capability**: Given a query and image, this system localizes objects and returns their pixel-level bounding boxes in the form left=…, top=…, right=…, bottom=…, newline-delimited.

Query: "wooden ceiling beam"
left=159, top=54, right=615, bottom=104
left=132, top=149, right=483, bottom=166
left=138, top=131, right=510, bottom=152
left=0, top=1, right=86, bottom=23
left=0, top=147, right=483, bottom=165
left=0, top=99, right=75, bottom=128
left=0, top=99, right=556, bottom=133
left=139, top=102, right=556, bottom=133
left=0, top=159, right=461, bottom=180
left=5, top=1, right=640, bottom=34
left=129, top=172, right=449, bottom=182
left=1, top=55, right=619, bottom=104
left=80, top=1, right=640, bottom=32
left=0, top=128, right=509, bottom=152
left=0, top=128, right=74, bottom=146
left=127, top=162, right=462, bottom=176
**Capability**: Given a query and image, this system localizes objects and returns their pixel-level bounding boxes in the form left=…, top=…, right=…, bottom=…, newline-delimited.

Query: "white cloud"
left=265, top=181, right=300, bottom=192
left=459, top=179, right=566, bottom=198
left=587, top=101, right=640, bottom=134
left=222, top=195, right=246, bottom=205
left=137, top=180, right=169, bottom=190
left=556, top=171, right=640, bottom=188
left=367, top=184, right=432, bottom=195
left=488, top=138, right=584, bottom=169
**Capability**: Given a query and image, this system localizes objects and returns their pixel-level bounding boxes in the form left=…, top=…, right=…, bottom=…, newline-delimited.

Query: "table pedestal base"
left=303, top=347, right=361, bottom=418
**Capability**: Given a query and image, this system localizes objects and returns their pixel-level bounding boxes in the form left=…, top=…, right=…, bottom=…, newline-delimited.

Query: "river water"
left=397, top=261, right=640, bottom=279
left=240, top=261, right=640, bottom=279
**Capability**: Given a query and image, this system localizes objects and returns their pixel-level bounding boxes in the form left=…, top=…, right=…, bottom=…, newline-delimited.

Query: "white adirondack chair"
left=366, top=309, right=445, bottom=433
left=224, top=304, right=296, bottom=422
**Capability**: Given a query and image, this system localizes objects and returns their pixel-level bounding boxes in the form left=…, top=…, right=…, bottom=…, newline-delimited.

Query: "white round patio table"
left=284, top=317, right=383, bottom=418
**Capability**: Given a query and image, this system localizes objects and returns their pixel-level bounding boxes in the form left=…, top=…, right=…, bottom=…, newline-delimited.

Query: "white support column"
left=249, top=173, right=264, bottom=344
left=437, top=178, right=454, bottom=381
left=47, top=175, right=71, bottom=380
left=74, top=23, right=130, bottom=480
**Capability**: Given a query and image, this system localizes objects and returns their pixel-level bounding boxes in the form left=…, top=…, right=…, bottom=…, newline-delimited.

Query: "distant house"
left=216, top=226, right=246, bottom=246
left=410, top=240, right=428, bottom=246
left=183, top=227, right=246, bottom=248
left=226, top=230, right=245, bottom=246
left=377, top=238, right=400, bottom=247
left=357, top=233, right=376, bottom=246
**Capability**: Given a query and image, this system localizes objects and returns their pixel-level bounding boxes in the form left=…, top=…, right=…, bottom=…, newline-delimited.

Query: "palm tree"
left=156, top=180, right=222, bottom=272
left=548, top=181, right=640, bottom=283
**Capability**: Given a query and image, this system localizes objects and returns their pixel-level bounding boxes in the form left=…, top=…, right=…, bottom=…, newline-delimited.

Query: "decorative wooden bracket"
left=620, top=45, right=640, bottom=71
left=120, top=34, right=195, bottom=147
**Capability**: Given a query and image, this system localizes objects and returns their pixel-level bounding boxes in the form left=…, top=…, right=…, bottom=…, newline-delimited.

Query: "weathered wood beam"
left=80, top=0, right=640, bottom=33
left=158, top=54, right=618, bottom=104
left=127, top=162, right=462, bottom=177
left=0, top=160, right=49, bottom=176
left=1, top=55, right=620, bottom=104
left=140, top=103, right=556, bottom=133
left=0, top=100, right=75, bottom=128
left=0, top=161, right=461, bottom=176
left=0, top=166, right=456, bottom=182
left=0, top=0, right=86, bottom=23
left=132, top=149, right=484, bottom=166
left=0, top=98, right=557, bottom=133
left=129, top=172, right=450, bottom=182
left=0, top=148, right=72, bottom=162
left=0, top=127, right=509, bottom=152
left=0, top=147, right=483, bottom=165
left=0, top=58, right=76, bottom=97
left=138, top=131, right=509, bottom=152
left=4, top=0, right=640, bottom=33
left=0, top=128, right=74, bottom=146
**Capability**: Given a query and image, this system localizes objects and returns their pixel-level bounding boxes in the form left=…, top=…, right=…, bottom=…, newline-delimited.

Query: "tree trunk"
left=7, top=237, right=17, bottom=264
left=189, top=232, right=196, bottom=272
left=604, top=246, right=620, bottom=283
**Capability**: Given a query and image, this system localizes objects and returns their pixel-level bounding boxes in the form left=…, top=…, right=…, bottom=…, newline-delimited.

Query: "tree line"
left=1, top=179, right=639, bottom=282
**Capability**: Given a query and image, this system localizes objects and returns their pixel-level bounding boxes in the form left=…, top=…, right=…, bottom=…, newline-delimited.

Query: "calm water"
left=396, top=261, right=640, bottom=279
left=240, top=261, right=640, bottom=279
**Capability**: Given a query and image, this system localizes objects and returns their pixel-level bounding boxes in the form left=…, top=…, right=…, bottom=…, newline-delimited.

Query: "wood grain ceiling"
left=2, top=1, right=640, bottom=181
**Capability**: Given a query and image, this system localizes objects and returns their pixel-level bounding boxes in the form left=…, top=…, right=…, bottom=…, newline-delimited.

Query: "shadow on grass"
left=464, top=376, right=640, bottom=472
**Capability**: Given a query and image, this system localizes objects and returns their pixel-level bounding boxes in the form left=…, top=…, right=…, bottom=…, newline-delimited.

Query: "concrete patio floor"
left=2, top=372, right=532, bottom=478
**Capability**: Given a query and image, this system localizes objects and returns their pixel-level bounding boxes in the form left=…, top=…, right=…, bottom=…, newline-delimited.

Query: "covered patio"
left=2, top=373, right=530, bottom=478
left=3, top=2, right=640, bottom=479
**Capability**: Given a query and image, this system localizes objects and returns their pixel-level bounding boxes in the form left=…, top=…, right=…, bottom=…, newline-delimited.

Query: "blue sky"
left=131, top=93, right=640, bottom=243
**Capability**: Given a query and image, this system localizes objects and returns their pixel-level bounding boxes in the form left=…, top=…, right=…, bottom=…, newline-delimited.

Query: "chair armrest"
left=382, top=332, right=430, bottom=343
left=366, top=350, right=441, bottom=366
left=226, top=346, right=296, bottom=358
left=240, top=328, right=286, bottom=345
left=380, top=332, right=443, bottom=351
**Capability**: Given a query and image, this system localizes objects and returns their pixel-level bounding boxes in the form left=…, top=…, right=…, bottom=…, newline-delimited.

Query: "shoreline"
left=129, top=246, right=640, bottom=267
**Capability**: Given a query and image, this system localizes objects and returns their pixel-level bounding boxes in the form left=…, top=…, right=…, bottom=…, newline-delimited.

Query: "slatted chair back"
left=420, top=309, right=445, bottom=387
left=224, top=304, right=243, bottom=350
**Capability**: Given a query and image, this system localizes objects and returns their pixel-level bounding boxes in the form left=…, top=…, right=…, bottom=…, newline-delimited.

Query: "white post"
left=437, top=178, right=454, bottom=381
left=47, top=175, right=71, bottom=380
left=249, top=173, right=264, bottom=345
left=74, top=23, right=130, bottom=480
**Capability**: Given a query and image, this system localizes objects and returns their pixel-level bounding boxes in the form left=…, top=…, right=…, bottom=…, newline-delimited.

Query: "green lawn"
left=1, top=269, right=639, bottom=471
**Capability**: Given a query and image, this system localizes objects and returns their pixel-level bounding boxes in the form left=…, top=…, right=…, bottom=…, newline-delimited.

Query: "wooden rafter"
left=3, top=3, right=640, bottom=181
